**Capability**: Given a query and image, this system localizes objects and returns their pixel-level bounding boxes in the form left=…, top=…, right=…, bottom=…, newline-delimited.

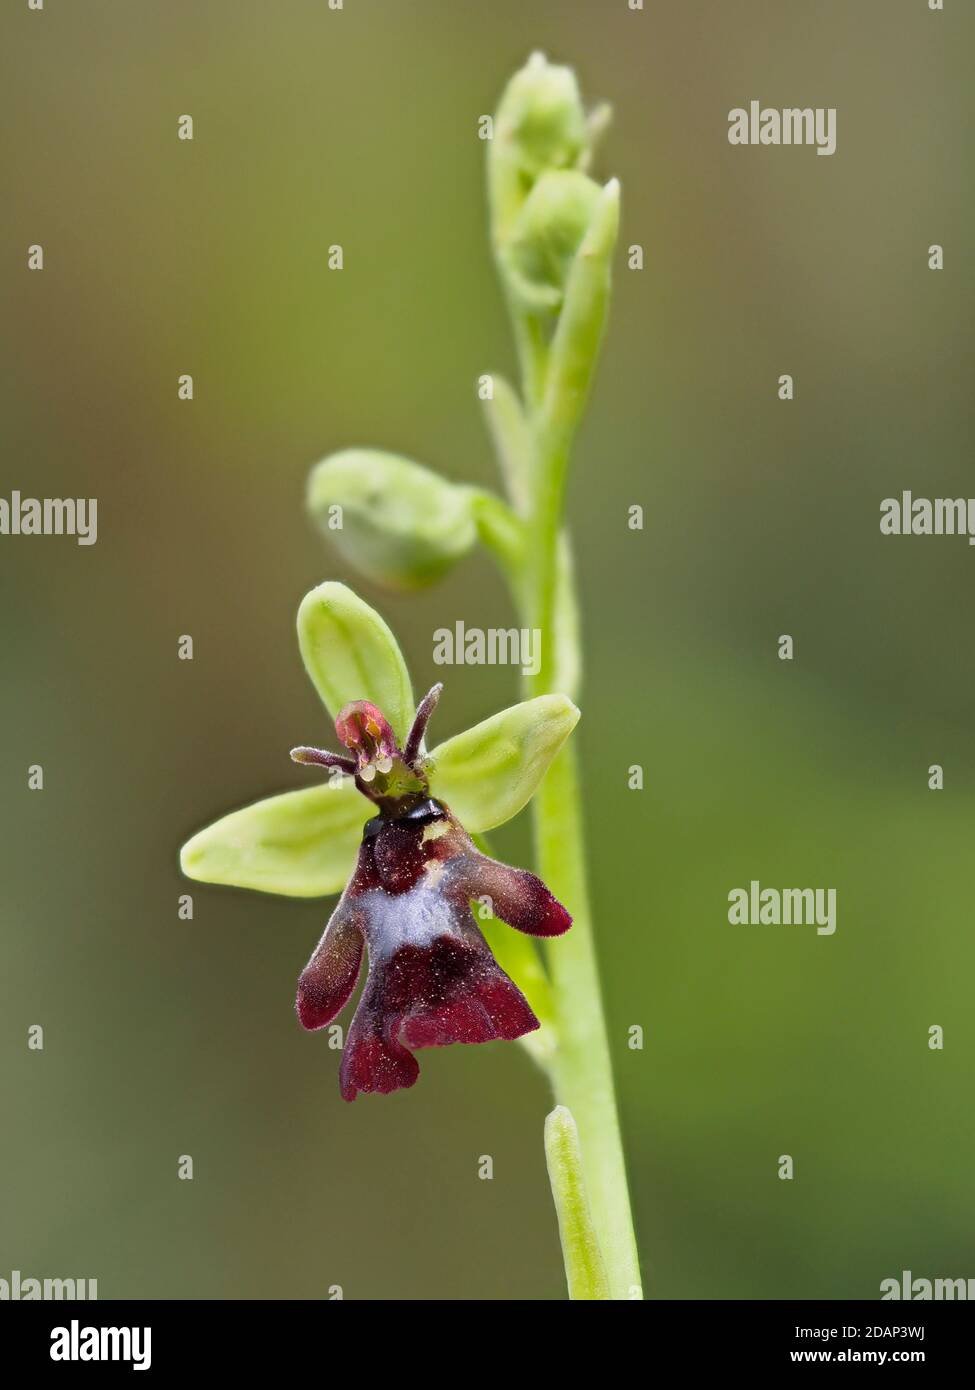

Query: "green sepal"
left=180, top=780, right=367, bottom=899
left=426, top=693, right=580, bottom=832
left=297, top=581, right=414, bottom=743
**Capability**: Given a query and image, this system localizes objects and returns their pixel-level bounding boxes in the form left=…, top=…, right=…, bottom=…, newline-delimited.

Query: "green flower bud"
left=489, top=52, right=589, bottom=244
left=307, top=449, right=477, bottom=591
left=498, top=52, right=587, bottom=178
left=503, top=170, right=604, bottom=315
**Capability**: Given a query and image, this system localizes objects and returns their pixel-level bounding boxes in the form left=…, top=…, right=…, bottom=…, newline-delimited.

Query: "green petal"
left=306, top=450, right=477, bottom=590
left=425, top=693, right=579, bottom=832
left=296, top=581, right=414, bottom=742
left=180, top=780, right=368, bottom=898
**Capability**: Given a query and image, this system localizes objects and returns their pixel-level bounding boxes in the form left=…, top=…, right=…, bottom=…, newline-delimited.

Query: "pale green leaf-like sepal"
left=545, top=1106, right=611, bottom=1300
left=180, top=780, right=367, bottom=899
left=426, top=693, right=579, bottom=832
left=297, top=581, right=414, bottom=742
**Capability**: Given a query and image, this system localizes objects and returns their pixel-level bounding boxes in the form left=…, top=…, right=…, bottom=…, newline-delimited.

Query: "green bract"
left=180, top=583, right=579, bottom=899
left=307, top=450, right=477, bottom=590
left=480, top=373, right=531, bottom=513
left=544, top=1106, right=610, bottom=1300
left=542, top=177, right=620, bottom=448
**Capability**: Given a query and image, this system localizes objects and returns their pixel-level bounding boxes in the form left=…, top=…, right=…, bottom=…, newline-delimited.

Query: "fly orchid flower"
left=181, top=582, right=578, bottom=1100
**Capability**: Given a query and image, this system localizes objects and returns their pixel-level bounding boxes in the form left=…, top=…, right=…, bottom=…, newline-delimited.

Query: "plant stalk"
left=509, top=406, right=641, bottom=1298
left=533, top=742, right=642, bottom=1299
left=485, top=58, right=639, bottom=1297
left=517, top=522, right=642, bottom=1297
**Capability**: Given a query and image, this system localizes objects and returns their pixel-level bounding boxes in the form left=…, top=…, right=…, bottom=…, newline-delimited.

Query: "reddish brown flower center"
left=334, top=701, right=399, bottom=782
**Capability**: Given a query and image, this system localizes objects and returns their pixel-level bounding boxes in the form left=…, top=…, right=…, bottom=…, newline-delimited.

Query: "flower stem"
left=515, top=405, right=642, bottom=1299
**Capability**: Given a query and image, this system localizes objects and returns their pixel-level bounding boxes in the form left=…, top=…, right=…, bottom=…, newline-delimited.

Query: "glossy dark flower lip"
left=292, top=688, right=571, bottom=1100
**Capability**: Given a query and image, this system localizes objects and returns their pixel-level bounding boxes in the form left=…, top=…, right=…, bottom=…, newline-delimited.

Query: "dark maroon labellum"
left=291, top=687, right=571, bottom=1099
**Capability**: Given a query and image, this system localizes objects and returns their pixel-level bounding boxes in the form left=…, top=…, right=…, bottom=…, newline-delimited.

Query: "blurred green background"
left=2, top=0, right=972, bottom=1300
